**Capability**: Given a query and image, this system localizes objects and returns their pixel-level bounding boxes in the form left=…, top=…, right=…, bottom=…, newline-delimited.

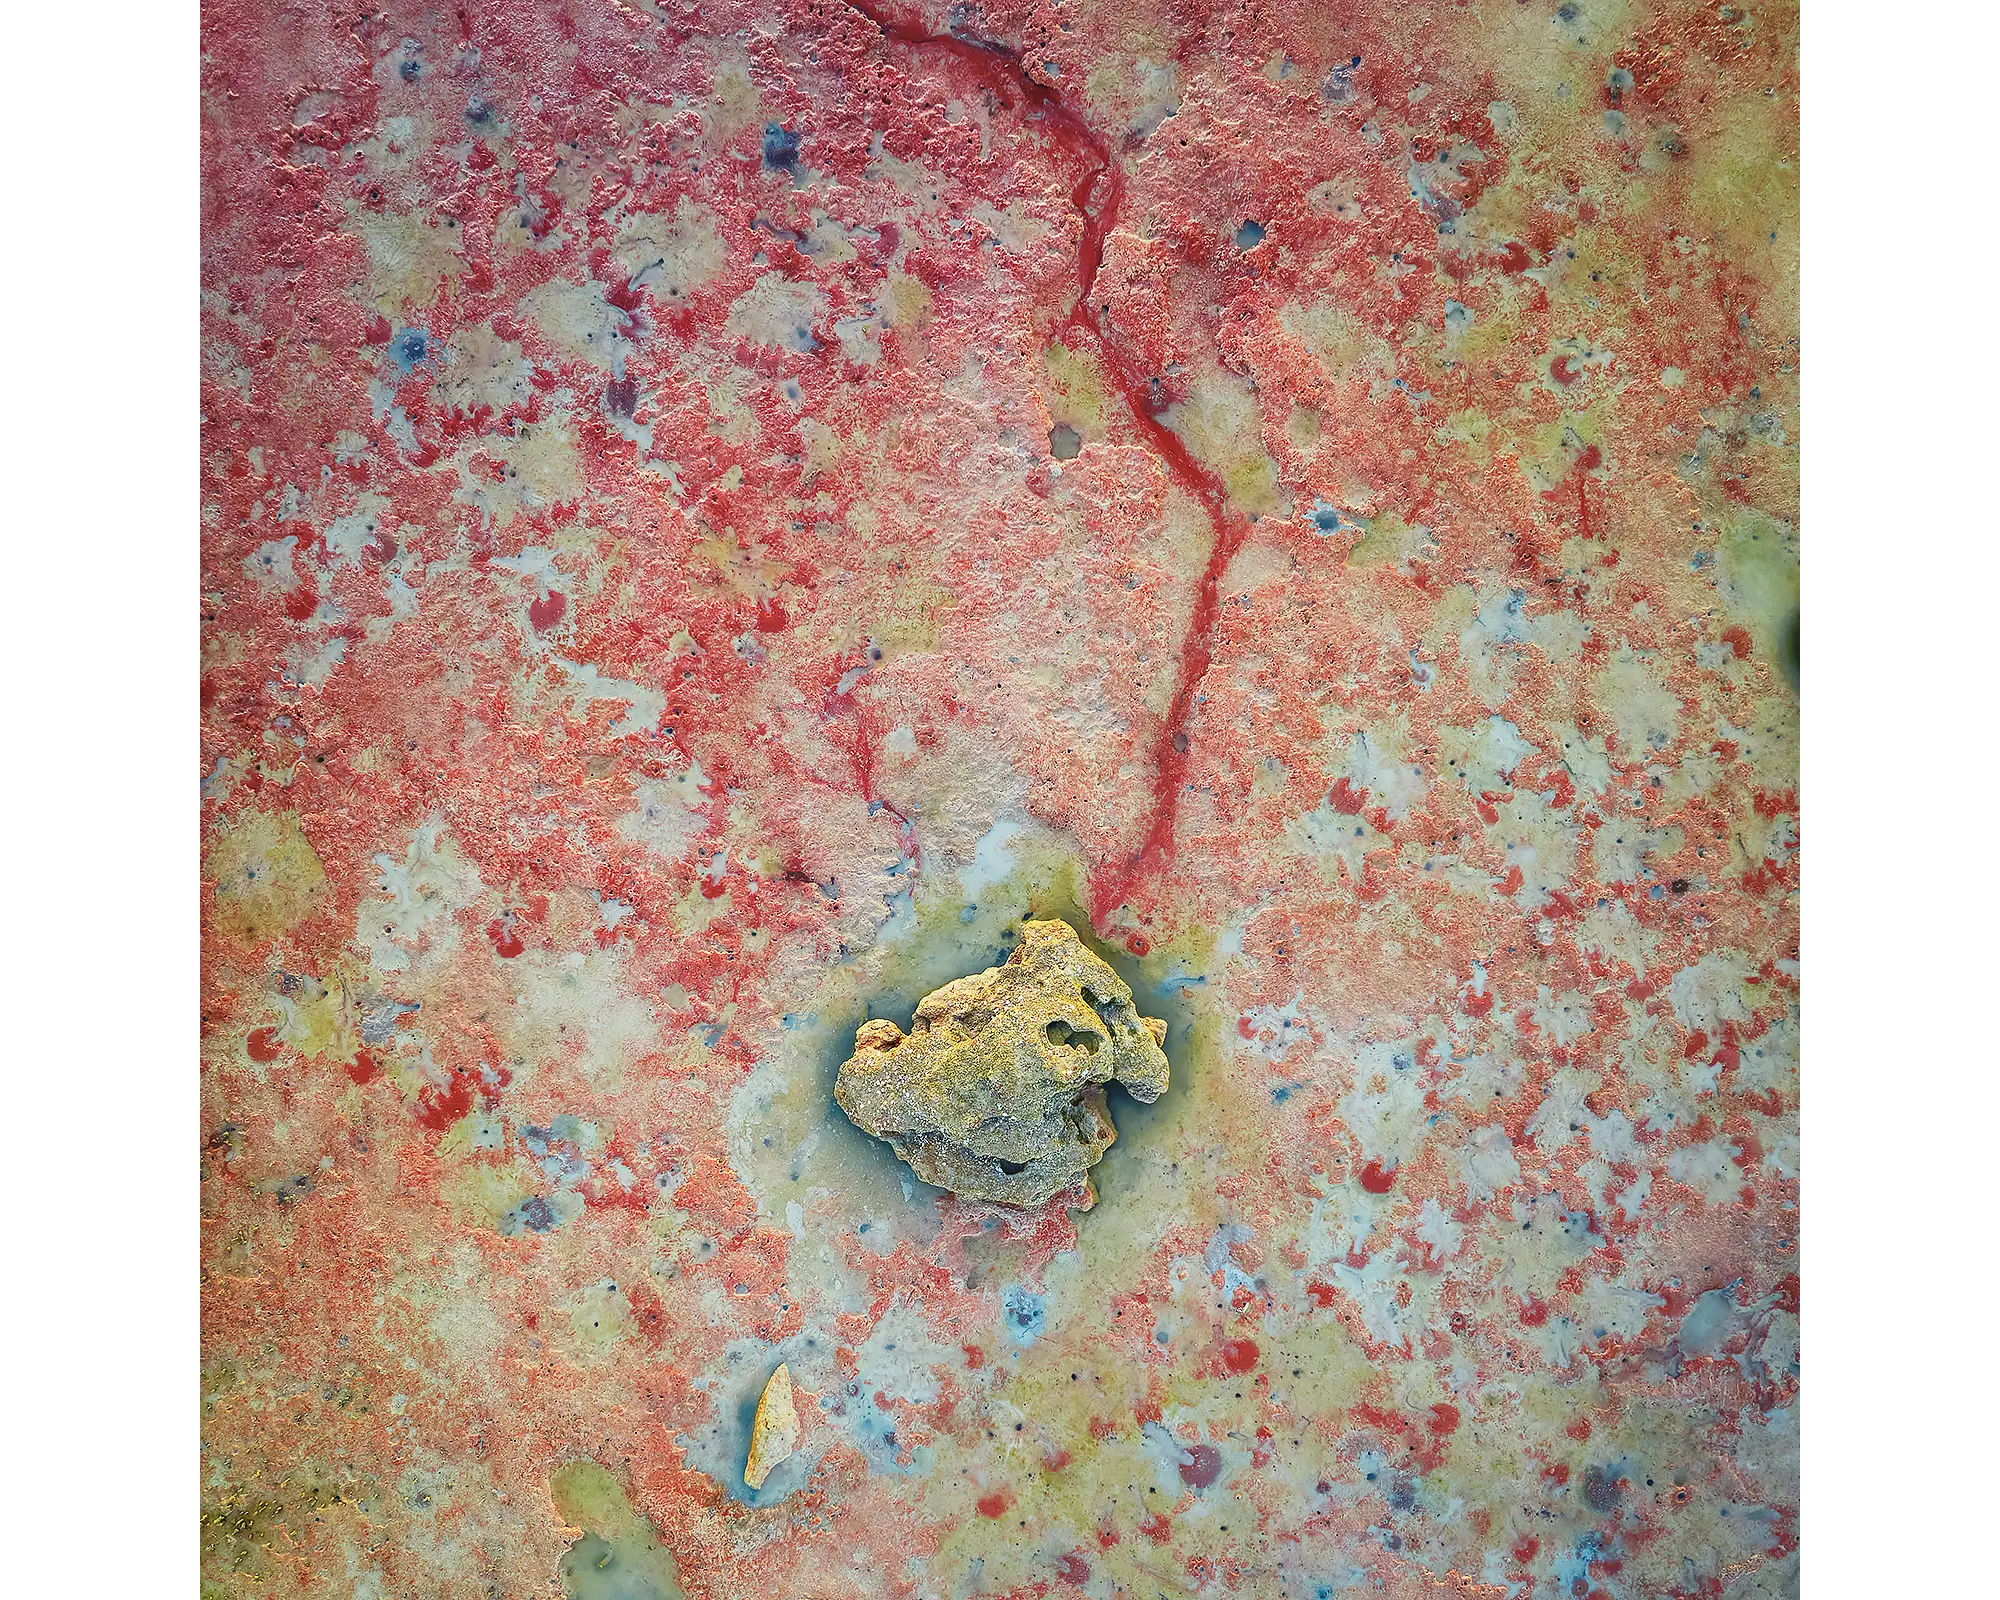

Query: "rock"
left=743, top=1362, right=799, bottom=1490
left=833, top=919, right=1171, bottom=1207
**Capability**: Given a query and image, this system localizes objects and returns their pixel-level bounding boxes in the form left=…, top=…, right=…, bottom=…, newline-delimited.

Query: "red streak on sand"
left=837, top=1, right=1249, bottom=926
left=414, top=1073, right=477, bottom=1132
left=1218, top=1337, right=1259, bottom=1374
left=527, top=590, right=567, bottom=631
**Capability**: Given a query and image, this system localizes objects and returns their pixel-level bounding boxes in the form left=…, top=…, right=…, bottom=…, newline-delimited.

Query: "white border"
left=1807, top=1, right=2000, bottom=1592
left=0, top=0, right=195, bottom=1586
left=2, top=0, right=1992, bottom=1592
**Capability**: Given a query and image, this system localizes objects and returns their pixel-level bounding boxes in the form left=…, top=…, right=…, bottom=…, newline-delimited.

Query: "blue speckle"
left=1002, top=1285, right=1046, bottom=1345
left=502, top=1195, right=555, bottom=1235
left=1307, top=499, right=1347, bottom=537
left=851, top=1401, right=926, bottom=1476
left=960, top=904, right=980, bottom=923
left=388, top=327, right=431, bottom=375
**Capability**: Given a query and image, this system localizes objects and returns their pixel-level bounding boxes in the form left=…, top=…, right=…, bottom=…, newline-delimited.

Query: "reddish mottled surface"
left=201, top=1, right=1798, bottom=1595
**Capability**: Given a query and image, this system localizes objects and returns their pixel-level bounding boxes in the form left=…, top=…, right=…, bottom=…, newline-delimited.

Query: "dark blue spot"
left=762, top=123, right=802, bottom=174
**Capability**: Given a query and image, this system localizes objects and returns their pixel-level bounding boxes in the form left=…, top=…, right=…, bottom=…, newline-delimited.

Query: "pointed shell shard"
left=743, top=1362, right=800, bottom=1490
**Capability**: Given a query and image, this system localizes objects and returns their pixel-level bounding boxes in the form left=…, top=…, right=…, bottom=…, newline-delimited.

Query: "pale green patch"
left=551, top=1462, right=685, bottom=1600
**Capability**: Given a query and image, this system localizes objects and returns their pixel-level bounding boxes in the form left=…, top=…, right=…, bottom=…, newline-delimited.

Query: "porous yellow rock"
left=833, top=919, right=1171, bottom=1207
left=743, top=1362, right=799, bottom=1490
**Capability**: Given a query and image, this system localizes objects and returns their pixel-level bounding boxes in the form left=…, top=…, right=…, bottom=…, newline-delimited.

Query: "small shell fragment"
left=743, top=1362, right=800, bottom=1490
